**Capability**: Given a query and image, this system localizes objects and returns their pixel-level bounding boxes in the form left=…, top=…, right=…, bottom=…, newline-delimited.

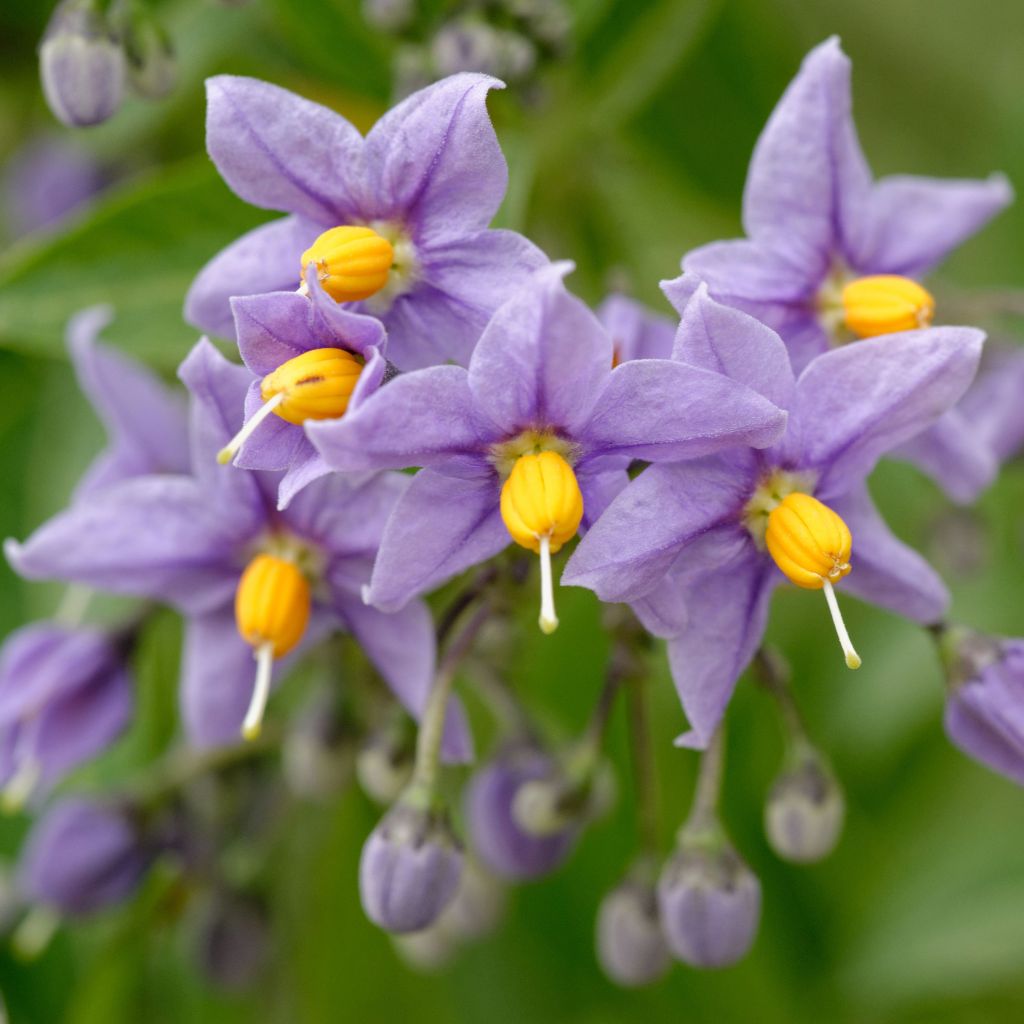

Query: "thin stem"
left=413, top=600, right=494, bottom=793
left=753, top=647, right=806, bottom=742
left=466, top=659, right=537, bottom=744
left=626, top=677, right=659, bottom=855
left=435, top=564, right=499, bottom=647
left=685, top=726, right=725, bottom=836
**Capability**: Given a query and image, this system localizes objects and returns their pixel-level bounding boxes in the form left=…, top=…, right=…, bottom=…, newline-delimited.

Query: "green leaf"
left=0, top=159, right=266, bottom=367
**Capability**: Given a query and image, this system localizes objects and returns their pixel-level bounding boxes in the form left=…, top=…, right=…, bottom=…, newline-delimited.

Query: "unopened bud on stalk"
left=765, top=749, right=844, bottom=863
left=114, top=0, right=176, bottom=100
left=511, top=756, right=614, bottom=838
left=596, top=869, right=670, bottom=987
left=356, top=716, right=416, bottom=805
left=39, top=0, right=126, bottom=127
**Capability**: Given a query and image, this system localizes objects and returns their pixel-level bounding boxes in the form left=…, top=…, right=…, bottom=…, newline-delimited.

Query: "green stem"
left=683, top=725, right=725, bottom=839
left=753, top=647, right=806, bottom=743
left=626, top=676, right=659, bottom=855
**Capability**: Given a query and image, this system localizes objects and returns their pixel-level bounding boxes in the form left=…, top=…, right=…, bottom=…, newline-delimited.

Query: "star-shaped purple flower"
left=185, top=72, right=548, bottom=370
left=6, top=340, right=469, bottom=757
left=564, top=287, right=983, bottom=748
left=307, top=264, right=788, bottom=626
left=669, top=37, right=1011, bottom=503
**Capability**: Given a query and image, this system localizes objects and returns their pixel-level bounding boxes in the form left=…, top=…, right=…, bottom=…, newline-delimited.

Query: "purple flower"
left=19, top=798, right=151, bottom=916
left=596, top=873, right=670, bottom=987
left=308, top=265, right=787, bottom=630
left=0, top=623, right=132, bottom=809
left=565, top=286, right=982, bottom=747
left=936, top=625, right=1024, bottom=786
left=215, top=276, right=389, bottom=509
left=68, top=306, right=190, bottom=500
left=359, top=800, right=463, bottom=933
left=465, top=745, right=576, bottom=881
left=596, top=293, right=676, bottom=365
left=6, top=340, right=469, bottom=758
left=670, top=37, right=1011, bottom=503
left=185, top=72, right=548, bottom=369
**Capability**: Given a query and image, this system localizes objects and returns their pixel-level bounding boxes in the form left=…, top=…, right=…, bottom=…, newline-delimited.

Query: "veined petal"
left=959, top=346, right=1024, bottom=462
left=205, top=75, right=364, bottom=224
left=828, top=485, right=949, bottom=624
left=364, top=470, right=508, bottom=613
left=596, top=293, right=676, bottom=363
left=679, top=239, right=815, bottom=306
left=186, top=216, right=315, bottom=339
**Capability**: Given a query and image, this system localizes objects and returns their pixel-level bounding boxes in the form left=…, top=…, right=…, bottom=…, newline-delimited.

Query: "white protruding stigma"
left=822, top=578, right=861, bottom=669
left=538, top=534, right=558, bottom=635
left=217, top=392, right=286, bottom=465
left=242, top=642, right=275, bottom=740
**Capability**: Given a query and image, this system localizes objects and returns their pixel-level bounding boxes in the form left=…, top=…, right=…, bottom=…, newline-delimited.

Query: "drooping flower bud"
left=500, top=450, right=584, bottom=634
left=356, top=718, right=416, bottom=806
left=114, top=0, right=176, bottom=100
left=766, top=492, right=861, bottom=669
left=465, top=746, right=576, bottom=880
left=39, top=0, right=126, bottom=128
left=596, top=871, right=671, bottom=987
left=933, top=624, right=1024, bottom=786
left=658, top=836, right=761, bottom=969
left=841, top=275, right=935, bottom=339
left=359, top=796, right=463, bottom=934
left=765, top=749, right=844, bottom=863
left=234, top=553, right=312, bottom=739
left=18, top=798, right=151, bottom=916
left=300, top=226, right=395, bottom=303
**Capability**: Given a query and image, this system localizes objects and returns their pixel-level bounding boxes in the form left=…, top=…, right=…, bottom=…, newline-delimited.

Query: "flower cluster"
left=6, top=36, right=1024, bottom=985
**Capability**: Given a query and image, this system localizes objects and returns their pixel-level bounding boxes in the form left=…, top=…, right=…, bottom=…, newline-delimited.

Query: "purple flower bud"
left=18, top=798, right=150, bottom=916
left=356, top=718, right=415, bottom=806
left=764, top=750, right=844, bottom=863
left=39, top=0, right=126, bottom=128
left=359, top=799, right=462, bottom=934
left=465, top=746, right=576, bottom=881
left=937, top=625, right=1024, bottom=785
left=596, top=874, right=670, bottom=987
left=658, top=839, right=761, bottom=969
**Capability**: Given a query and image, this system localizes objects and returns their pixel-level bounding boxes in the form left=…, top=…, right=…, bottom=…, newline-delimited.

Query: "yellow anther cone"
left=301, top=225, right=394, bottom=303
left=841, top=275, right=935, bottom=339
left=260, top=347, right=363, bottom=425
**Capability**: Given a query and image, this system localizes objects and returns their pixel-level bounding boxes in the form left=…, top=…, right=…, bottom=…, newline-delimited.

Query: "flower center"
left=489, top=429, right=579, bottom=480
left=744, top=475, right=861, bottom=670
left=499, top=450, right=584, bottom=635
left=234, top=543, right=316, bottom=739
left=817, top=269, right=934, bottom=342
left=217, top=348, right=363, bottom=466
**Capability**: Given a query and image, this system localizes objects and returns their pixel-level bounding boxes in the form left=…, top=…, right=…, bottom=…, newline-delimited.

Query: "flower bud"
left=765, top=751, right=844, bottom=863
left=359, top=798, right=463, bottom=934
left=39, top=0, right=126, bottom=128
left=18, top=798, right=151, bottom=916
left=194, top=892, right=271, bottom=992
left=465, top=746, right=576, bottom=880
left=596, top=874, right=670, bottom=987
left=356, top=717, right=415, bottom=806
left=392, top=926, right=456, bottom=972
left=116, top=1, right=176, bottom=100
left=934, top=625, right=1024, bottom=786
left=657, top=838, right=761, bottom=969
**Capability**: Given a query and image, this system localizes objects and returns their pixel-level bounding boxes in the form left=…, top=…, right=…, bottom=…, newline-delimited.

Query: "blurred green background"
left=2, top=0, right=1024, bottom=1021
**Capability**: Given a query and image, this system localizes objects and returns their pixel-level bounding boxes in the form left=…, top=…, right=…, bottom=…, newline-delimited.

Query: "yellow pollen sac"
left=500, top=451, right=584, bottom=555
left=260, top=348, right=363, bottom=426
left=500, top=451, right=584, bottom=636
left=235, top=554, right=311, bottom=659
left=765, top=493, right=861, bottom=670
left=300, top=225, right=394, bottom=303
left=840, top=275, right=935, bottom=338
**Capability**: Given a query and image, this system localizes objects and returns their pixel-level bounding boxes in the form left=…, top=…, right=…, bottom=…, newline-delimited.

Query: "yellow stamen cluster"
left=500, top=451, right=584, bottom=555
left=235, top=554, right=311, bottom=658
left=300, top=225, right=394, bottom=303
left=260, top=348, right=363, bottom=425
left=841, top=275, right=935, bottom=339
left=765, top=492, right=851, bottom=591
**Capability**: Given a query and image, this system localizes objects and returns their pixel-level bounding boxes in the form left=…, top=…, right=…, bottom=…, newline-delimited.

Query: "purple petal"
left=597, top=293, right=676, bottom=364
left=672, top=284, right=795, bottom=410
left=564, top=455, right=757, bottom=604
left=185, top=216, right=315, bottom=339
left=667, top=531, right=776, bottom=749
left=629, top=573, right=689, bottom=639
left=791, top=327, right=985, bottom=500
left=332, top=592, right=472, bottom=763
left=579, top=359, right=786, bottom=464
left=68, top=307, right=190, bottom=500
left=577, top=466, right=630, bottom=531
left=679, top=240, right=814, bottom=306
left=959, top=344, right=1024, bottom=463
left=891, top=409, right=998, bottom=505
left=849, top=174, right=1013, bottom=277
left=276, top=450, right=334, bottom=511
left=308, top=364, right=494, bottom=474
left=365, top=469, right=508, bottom=612
left=6, top=476, right=244, bottom=615
left=742, top=37, right=869, bottom=278
left=468, top=263, right=612, bottom=437
left=205, top=75, right=364, bottom=224
left=232, top=380, right=305, bottom=472
left=362, top=73, right=507, bottom=246
left=829, top=485, right=949, bottom=625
